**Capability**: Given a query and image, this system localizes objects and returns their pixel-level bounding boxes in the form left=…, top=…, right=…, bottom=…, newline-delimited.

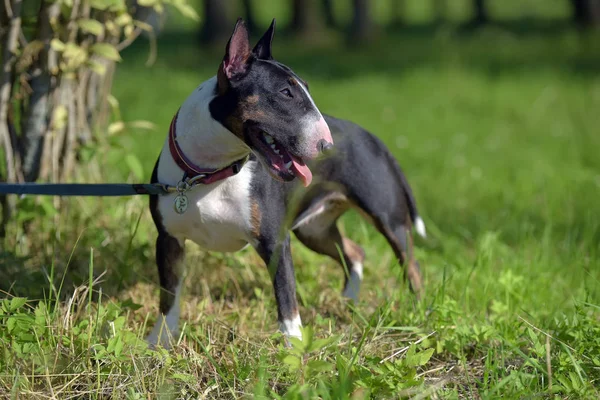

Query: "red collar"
left=168, top=110, right=248, bottom=185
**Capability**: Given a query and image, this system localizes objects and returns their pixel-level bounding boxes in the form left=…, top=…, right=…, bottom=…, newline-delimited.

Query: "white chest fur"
left=155, top=77, right=256, bottom=252
left=157, top=159, right=256, bottom=252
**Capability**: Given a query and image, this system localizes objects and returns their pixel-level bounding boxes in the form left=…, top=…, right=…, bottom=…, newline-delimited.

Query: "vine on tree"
left=0, top=0, right=198, bottom=232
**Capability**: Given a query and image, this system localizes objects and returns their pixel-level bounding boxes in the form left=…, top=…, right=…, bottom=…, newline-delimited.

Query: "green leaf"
left=404, top=345, right=434, bottom=368
left=298, top=325, right=314, bottom=352
left=127, top=120, right=156, bottom=130
left=108, top=121, right=125, bottom=135
left=87, top=60, right=107, bottom=76
left=124, top=24, right=134, bottom=38
left=172, top=373, right=195, bottom=383
left=173, top=2, right=199, bottom=21
left=114, top=13, right=132, bottom=26
left=137, top=0, right=156, bottom=6
left=307, top=360, right=331, bottom=373
left=307, top=335, right=340, bottom=352
left=34, top=303, right=47, bottom=328
left=114, top=336, right=124, bottom=357
left=50, top=39, right=65, bottom=51
left=121, top=298, right=143, bottom=311
left=89, top=0, right=123, bottom=11
left=61, top=43, right=89, bottom=71
left=52, top=105, right=68, bottom=131
left=10, top=297, right=27, bottom=312
left=77, top=19, right=104, bottom=36
left=287, top=336, right=305, bottom=355
left=282, top=354, right=301, bottom=371
left=153, top=3, right=164, bottom=14
left=125, top=154, right=144, bottom=180
left=107, top=335, right=123, bottom=356
left=38, top=197, right=58, bottom=218
left=89, top=0, right=110, bottom=10
left=7, top=317, right=17, bottom=332
left=91, top=43, right=121, bottom=61
left=416, top=347, right=434, bottom=366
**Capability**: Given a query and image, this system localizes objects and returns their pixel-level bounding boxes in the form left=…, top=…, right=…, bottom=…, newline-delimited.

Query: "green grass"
left=2, top=3, right=600, bottom=398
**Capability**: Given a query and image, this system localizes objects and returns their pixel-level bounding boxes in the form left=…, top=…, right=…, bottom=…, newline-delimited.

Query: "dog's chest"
left=158, top=164, right=255, bottom=253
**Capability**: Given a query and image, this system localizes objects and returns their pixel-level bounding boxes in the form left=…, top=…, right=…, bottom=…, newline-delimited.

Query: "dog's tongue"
left=290, top=155, right=312, bottom=187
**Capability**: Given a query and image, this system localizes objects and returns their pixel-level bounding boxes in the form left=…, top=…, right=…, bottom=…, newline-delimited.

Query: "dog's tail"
left=385, top=151, right=427, bottom=239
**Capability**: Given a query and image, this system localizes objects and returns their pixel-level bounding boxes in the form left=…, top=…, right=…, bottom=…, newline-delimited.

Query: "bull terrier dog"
left=147, top=18, right=426, bottom=347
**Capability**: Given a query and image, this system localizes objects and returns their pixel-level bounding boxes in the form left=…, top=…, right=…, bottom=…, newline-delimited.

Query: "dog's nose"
left=318, top=139, right=333, bottom=153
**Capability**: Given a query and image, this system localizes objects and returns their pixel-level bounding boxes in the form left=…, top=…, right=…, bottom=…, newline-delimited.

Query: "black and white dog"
left=147, top=18, right=426, bottom=347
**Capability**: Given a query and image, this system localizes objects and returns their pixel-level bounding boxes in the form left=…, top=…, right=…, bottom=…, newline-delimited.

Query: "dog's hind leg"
left=295, top=224, right=365, bottom=302
left=292, top=192, right=365, bottom=301
left=146, top=232, right=185, bottom=348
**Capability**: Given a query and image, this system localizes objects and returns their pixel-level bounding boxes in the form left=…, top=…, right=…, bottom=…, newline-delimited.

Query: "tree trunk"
left=349, top=0, right=374, bottom=45
left=242, top=0, right=257, bottom=35
left=322, top=0, right=336, bottom=28
left=390, top=0, right=405, bottom=26
left=572, top=0, right=600, bottom=26
left=200, top=0, right=231, bottom=45
left=0, top=0, right=23, bottom=185
left=473, top=0, right=488, bottom=25
left=20, top=2, right=57, bottom=182
left=0, top=0, right=23, bottom=235
left=0, top=0, right=190, bottom=237
left=291, top=0, right=325, bottom=36
left=434, top=0, right=447, bottom=23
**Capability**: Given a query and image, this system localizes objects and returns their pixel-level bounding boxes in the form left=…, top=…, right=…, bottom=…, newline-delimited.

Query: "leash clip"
left=173, top=174, right=205, bottom=215
left=176, top=180, right=190, bottom=193
left=185, top=174, right=206, bottom=187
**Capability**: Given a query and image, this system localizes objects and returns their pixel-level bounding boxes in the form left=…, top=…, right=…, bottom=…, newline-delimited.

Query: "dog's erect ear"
left=218, top=18, right=251, bottom=89
left=252, top=19, right=276, bottom=60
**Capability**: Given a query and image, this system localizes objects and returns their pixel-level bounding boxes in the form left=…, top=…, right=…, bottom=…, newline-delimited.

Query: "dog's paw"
left=342, top=263, right=362, bottom=303
left=279, top=316, right=303, bottom=348
left=146, top=320, right=178, bottom=350
left=342, top=284, right=360, bottom=303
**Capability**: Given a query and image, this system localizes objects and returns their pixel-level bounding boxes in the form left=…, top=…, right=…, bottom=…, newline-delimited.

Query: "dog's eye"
left=280, top=88, right=293, bottom=98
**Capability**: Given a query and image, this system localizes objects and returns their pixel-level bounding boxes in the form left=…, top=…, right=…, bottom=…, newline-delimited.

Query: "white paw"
left=342, top=263, right=363, bottom=302
left=146, top=317, right=178, bottom=349
left=280, top=314, right=303, bottom=345
left=415, top=216, right=427, bottom=238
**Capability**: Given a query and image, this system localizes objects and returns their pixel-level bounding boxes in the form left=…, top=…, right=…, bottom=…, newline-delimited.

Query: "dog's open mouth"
left=249, top=132, right=313, bottom=187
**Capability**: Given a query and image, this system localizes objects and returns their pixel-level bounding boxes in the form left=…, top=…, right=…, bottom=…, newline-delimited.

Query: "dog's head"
left=209, top=18, right=333, bottom=187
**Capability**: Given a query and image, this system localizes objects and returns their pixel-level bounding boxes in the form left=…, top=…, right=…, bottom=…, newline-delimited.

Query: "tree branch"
left=21, top=1, right=58, bottom=182
left=0, top=0, right=23, bottom=184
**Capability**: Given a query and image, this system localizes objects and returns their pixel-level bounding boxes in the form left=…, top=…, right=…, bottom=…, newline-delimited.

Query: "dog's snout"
left=318, top=139, right=333, bottom=153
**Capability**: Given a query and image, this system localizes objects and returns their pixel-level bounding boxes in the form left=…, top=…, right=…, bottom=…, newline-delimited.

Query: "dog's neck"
left=170, top=76, right=249, bottom=171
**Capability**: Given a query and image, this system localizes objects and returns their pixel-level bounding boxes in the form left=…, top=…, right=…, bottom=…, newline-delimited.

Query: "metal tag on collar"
left=173, top=180, right=190, bottom=214
left=173, top=173, right=205, bottom=214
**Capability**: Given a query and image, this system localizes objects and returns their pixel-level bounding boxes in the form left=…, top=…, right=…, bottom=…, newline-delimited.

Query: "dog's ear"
left=218, top=18, right=251, bottom=91
left=252, top=19, right=275, bottom=60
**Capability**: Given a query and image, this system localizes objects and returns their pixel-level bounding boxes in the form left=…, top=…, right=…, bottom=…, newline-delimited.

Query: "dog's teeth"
left=274, top=149, right=280, bottom=155
left=285, top=161, right=292, bottom=170
left=264, top=134, right=274, bottom=144
left=270, top=144, right=276, bottom=150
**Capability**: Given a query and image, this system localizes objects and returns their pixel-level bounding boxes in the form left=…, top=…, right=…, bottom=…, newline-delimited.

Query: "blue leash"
left=0, top=182, right=175, bottom=196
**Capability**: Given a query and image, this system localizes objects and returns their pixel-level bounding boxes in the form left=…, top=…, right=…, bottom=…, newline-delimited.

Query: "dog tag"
left=174, top=194, right=188, bottom=214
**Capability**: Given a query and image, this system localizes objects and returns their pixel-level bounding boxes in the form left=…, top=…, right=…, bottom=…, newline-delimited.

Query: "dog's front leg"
left=146, top=232, right=185, bottom=349
left=255, top=234, right=302, bottom=342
